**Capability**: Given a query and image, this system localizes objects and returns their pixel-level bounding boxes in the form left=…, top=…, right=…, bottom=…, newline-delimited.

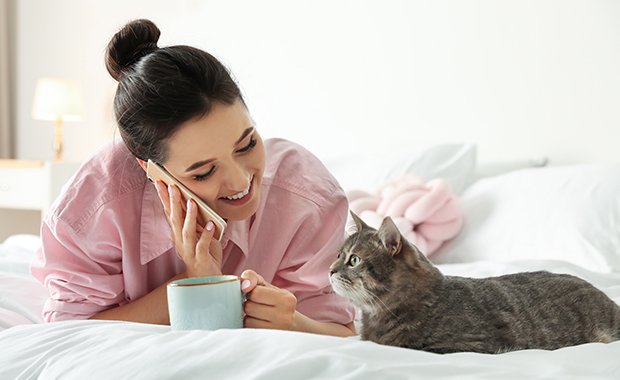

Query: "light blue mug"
left=167, top=275, right=245, bottom=331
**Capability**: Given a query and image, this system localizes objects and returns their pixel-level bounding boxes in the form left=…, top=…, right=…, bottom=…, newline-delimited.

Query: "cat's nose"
left=329, top=270, right=335, bottom=277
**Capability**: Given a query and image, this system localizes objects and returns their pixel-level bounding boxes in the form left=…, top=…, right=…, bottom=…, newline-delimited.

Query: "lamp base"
left=53, top=118, right=64, bottom=162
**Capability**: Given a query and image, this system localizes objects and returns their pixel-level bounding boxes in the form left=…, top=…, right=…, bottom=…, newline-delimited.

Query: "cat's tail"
left=614, top=304, right=620, bottom=341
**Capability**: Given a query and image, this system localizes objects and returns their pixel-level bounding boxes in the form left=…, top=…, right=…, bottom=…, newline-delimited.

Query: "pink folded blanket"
left=347, top=174, right=464, bottom=256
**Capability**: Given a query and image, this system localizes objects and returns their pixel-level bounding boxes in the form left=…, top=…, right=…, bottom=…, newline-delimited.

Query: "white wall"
left=12, top=0, right=620, bottom=165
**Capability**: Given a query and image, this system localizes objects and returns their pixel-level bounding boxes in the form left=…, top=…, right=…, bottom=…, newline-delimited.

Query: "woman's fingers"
left=195, top=221, right=216, bottom=260
left=154, top=180, right=171, bottom=218
left=240, top=272, right=297, bottom=330
left=185, top=209, right=223, bottom=277
left=246, top=284, right=295, bottom=307
left=244, top=291, right=297, bottom=330
left=168, top=184, right=185, bottom=240
left=182, top=199, right=199, bottom=254
left=155, top=181, right=189, bottom=244
left=205, top=223, right=223, bottom=264
left=240, top=270, right=269, bottom=293
left=154, top=181, right=222, bottom=277
left=243, top=316, right=273, bottom=330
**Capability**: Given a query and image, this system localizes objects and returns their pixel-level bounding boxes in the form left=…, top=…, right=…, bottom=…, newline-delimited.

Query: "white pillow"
left=432, top=164, right=620, bottom=273
left=321, top=143, right=476, bottom=195
left=2, top=234, right=41, bottom=253
left=0, top=234, right=41, bottom=275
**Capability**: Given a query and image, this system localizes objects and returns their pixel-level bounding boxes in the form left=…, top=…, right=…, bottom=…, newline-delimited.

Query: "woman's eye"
left=192, top=136, right=256, bottom=182
left=236, top=137, right=257, bottom=154
left=349, top=255, right=361, bottom=267
left=193, top=166, right=215, bottom=182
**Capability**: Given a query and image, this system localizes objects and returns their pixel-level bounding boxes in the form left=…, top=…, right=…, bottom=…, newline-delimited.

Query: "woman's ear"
left=136, top=158, right=148, bottom=173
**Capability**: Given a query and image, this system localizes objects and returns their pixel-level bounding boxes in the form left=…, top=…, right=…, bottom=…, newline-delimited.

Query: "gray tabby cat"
left=329, top=212, right=620, bottom=354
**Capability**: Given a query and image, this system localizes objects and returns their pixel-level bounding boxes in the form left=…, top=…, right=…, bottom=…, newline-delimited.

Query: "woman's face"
left=162, top=100, right=266, bottom=221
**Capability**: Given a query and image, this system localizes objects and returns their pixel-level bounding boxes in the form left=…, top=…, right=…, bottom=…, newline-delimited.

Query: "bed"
left=1, top=143, right=619, bottom=379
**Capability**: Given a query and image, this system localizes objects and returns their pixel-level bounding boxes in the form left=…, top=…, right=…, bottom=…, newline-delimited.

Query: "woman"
left=30, top=19, right=356, bottom=337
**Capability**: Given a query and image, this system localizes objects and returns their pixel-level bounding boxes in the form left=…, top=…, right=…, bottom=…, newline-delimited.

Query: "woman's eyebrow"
left=234, top=127, right=255, bottom=146
left=184, top=127, right=255, bottom=173
left=185, top=158, right=215, bottom=173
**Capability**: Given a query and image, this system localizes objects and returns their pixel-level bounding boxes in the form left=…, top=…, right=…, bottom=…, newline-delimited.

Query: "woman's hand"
left=155, top=181, right=223, bottom=277
left=240, top=270, right=298, bottom=331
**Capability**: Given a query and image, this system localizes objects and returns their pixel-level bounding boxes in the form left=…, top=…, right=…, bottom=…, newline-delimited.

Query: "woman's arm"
left=293, top=313, right=356, bottom=337
left=92, top=269, right=356, bottom=337
left=89, top=271, right=187, bottom=324
left=92, top=182, right=224, bottom=324
left=241, top=270, right=356, bottom=337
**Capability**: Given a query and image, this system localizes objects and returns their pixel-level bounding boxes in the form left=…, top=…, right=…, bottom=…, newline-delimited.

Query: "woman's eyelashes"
left=192, top=136, right=257, bottom=182
left=193, top=166, right=215, bottom=181
left=236, top=137, right=257, bottom=154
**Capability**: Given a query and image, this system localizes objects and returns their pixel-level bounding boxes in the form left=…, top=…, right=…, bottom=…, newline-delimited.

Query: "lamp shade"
left=32, top=78, right=83, bottom=121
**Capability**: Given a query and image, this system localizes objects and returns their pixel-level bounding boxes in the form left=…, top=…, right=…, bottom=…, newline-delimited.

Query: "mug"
left=167, top=275, right=245, bottom=331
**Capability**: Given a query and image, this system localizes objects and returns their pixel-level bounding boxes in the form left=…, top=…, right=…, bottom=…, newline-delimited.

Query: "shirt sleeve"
left=30, top=212, right=125, bottom=322
left=271, top=185, right=357, bottom=325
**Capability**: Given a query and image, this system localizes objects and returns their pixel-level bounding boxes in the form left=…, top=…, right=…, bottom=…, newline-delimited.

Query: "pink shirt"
left=31, top=138, right=355, bottom=325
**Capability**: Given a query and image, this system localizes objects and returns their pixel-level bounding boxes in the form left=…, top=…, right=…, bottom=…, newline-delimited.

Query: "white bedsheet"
left=1, top=259, right=619, bottom=380
left=1, top=320, right=619, bottom=380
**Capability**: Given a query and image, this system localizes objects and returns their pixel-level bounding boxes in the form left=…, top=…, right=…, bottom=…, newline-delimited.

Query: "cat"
left=329, top=212, right=620, bottom=354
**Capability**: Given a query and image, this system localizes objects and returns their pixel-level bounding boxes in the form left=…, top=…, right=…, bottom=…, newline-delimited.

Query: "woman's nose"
left=226, top=162, right=250, bottom=191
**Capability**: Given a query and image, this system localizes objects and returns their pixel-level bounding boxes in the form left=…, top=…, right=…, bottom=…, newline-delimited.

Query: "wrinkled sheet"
left=1, top=319, right=619, bottom=380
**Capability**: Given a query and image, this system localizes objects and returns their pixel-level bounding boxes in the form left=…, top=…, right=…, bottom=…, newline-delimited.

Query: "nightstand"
left=0, top=160, right=81, bottom=218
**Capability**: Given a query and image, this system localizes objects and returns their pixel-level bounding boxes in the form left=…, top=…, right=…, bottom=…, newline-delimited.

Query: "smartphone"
left=146, top=159, right=227, bottom=241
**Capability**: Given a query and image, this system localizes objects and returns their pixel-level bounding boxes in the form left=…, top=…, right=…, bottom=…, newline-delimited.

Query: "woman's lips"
left=219, top=177, right=254, bottom=206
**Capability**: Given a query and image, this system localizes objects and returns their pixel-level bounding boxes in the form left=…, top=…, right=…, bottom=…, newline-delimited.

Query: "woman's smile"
left=220, top=176, right=255, bottom=206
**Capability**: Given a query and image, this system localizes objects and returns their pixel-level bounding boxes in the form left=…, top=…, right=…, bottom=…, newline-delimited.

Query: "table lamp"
left=32, top=78, right=83, bottom=162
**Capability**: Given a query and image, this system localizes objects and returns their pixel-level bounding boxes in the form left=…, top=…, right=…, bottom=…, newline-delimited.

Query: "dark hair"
left=105, top=19, right=243, bottom=163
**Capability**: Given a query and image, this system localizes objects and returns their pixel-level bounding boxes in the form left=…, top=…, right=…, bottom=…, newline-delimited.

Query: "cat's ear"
left=350, top=211, right=370, bottom=232
left=377, top=216, right=402, bottom=256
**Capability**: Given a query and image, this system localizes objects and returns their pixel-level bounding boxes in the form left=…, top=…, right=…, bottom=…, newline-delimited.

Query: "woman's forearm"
left=292, top=311, right=356, bottom=337
left=89, top=271, right=188, bottom=324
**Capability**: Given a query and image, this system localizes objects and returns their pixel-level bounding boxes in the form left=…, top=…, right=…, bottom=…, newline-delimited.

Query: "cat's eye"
left=349, top=255, right=361, bottom=267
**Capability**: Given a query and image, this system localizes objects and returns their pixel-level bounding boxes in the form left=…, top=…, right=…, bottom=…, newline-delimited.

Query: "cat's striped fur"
left=329, top=212, right=620, bottom=354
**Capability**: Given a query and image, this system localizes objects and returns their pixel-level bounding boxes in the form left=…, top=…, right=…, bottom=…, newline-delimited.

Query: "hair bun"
left=105, top=19, right=161, bottom=81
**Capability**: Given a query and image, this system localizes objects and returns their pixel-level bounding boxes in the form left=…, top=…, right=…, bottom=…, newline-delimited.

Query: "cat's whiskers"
left=332, top=273, right=397, bottom=318
left=330, top=275, right=356, bottom=299
left=355, top=286, right=397, bottom=319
